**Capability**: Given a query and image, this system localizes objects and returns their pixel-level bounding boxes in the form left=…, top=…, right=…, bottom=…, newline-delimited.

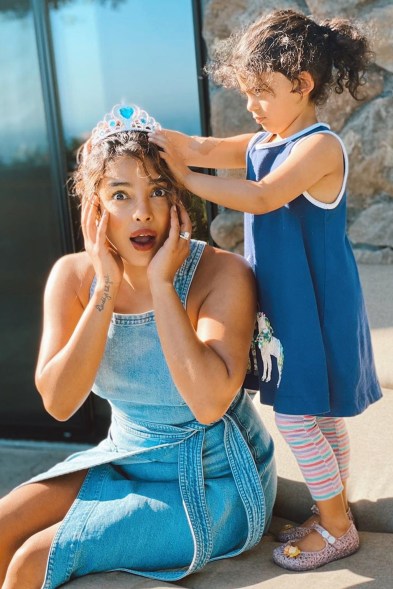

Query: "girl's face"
left=237, top=71, right=315, bottom=137
left=96, top=155, right=172, bottom=266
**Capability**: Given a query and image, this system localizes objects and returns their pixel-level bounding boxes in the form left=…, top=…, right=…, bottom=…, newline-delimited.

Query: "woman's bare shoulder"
left=188, top=244, right=256, bottom=331
left=201, top=244, right=254, bottom=280
left=194, top=244, right=256, bottom=299
left=46, top=251, right=95, bottom=307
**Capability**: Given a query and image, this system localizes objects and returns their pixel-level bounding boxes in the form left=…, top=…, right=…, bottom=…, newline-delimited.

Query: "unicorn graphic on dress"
left=255, top=312, right=284, bottom=388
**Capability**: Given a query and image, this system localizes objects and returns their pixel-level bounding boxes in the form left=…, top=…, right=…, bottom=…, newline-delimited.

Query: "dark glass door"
left=0, top=0, right=205, bottom=442
left=0, top=2, right=95, bottom=441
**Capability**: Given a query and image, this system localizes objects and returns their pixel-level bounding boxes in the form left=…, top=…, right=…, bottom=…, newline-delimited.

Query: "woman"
left=0, top=104, right=276, bottom=589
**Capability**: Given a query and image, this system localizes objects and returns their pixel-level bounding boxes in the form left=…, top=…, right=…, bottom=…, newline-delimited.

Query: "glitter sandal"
left=273, top=521, right=360, bottom=571
left=276, top=504, right=354, bottom=543
left=276, top=504, right=320, bottom=543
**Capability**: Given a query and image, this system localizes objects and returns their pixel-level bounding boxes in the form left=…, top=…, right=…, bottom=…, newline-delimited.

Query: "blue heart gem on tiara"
left=119, top=107, right=134, bottom=119
left=90, top=104, right=161, bottom=147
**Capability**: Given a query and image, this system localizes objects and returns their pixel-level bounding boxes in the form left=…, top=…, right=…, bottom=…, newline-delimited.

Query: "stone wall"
left=201, top=0, right=393, bottom=263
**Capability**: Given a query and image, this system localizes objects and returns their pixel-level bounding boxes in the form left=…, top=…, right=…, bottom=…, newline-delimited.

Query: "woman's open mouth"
left=129, top=231, right=157, bottom=251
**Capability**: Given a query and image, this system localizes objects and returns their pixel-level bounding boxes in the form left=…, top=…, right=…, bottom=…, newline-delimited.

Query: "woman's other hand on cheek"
left=147, top=205, right=191, bottom=289
left=81, top=196, right=124, bottom=289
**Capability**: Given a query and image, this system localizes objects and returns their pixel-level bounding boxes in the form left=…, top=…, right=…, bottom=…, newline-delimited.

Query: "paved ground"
left=1, top=263, right=392, bottom=497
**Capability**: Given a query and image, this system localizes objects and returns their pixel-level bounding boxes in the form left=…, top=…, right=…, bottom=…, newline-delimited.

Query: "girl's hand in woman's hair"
left=147, top=204, right=192, bottom=288
left=81, top=195, right=124, bottom=288
left=148, top=130, right=192, bottom=187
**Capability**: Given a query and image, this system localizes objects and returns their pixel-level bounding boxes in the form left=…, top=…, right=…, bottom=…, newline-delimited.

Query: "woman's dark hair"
left=72, top=130, right=190, bottom=206
left=206, top=9, right=373, bottom=104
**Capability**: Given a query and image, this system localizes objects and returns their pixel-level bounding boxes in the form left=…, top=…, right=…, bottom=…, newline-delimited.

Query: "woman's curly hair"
left=72, top=130, right=190, bottom=207
left=206, top=9, right=373, bottom=104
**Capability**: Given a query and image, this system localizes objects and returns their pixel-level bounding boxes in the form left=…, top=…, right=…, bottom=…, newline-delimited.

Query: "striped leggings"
left=275, top=413, right=350, bottom=501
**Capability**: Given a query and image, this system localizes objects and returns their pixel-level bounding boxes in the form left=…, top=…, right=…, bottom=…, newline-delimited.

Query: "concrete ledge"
left=64, top=527, right=393, bottom=589
left=65, top=574, right=186, bottom=588
left=358, top=264, right=393, bottom=390
left=370, top=327, right=393, bottom=390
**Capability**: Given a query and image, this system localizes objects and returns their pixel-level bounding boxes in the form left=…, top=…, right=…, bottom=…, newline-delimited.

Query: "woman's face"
left=96, top=155, right=173, bottom=266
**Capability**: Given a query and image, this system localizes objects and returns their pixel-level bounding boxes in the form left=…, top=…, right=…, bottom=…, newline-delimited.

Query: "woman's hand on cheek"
left=81, top=196, right=124, bottom=288
left=148, top=130, right=192, bottom=187
left=147, top=205, right=192, bottom=289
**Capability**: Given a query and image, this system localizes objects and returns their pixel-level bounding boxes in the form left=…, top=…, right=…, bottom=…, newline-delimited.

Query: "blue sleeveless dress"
left=244, top=123, right=382, bottom=417
left=23, top=240, right=276, bottom=588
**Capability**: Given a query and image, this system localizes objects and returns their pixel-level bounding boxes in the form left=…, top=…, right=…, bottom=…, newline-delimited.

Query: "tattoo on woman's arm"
left=96, top=275, right=113, bottom=311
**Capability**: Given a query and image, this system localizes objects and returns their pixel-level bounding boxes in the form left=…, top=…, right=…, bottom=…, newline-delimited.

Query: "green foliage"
left=187, top=194, right=209, bottom=242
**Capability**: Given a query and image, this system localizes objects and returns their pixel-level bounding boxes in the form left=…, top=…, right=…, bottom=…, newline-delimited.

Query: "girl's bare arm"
left=155, top=130, right=254, bottom=169
left=152, top=132, right=344, bottom=214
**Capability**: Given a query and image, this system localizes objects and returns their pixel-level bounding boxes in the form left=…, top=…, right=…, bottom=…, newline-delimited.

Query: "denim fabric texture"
left=23, top=240, right=276, bottom=588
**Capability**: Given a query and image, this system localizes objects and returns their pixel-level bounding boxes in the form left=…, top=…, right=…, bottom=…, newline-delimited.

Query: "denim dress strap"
left=178, top=425, right=213, bottom=575
left=174, top=240, right=206, bottom=306
left=220, top=414, right=266, bottom=552
left=89, top=239, right=206, bottom=306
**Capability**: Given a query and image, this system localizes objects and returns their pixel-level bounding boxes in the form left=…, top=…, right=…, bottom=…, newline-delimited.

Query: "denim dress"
left=24, top=240, right=276, bottom=588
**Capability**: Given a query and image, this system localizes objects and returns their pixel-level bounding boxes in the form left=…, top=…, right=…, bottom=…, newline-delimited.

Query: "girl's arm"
left=153, top=130, right=254, bottom=169
left=35, top=201, right=123, bottom=421
left=151, top=132, right=344, bottom=213
left=148, top=207, right=256, bottom=424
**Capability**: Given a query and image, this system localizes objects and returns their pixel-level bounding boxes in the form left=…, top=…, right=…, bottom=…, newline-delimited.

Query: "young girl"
left=0, top=105, right=276, bottom=588
left=148, top=9, right=382, bottom=571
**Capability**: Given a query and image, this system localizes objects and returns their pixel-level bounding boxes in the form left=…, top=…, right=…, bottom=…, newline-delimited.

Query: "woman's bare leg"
left=0, top=469, right=87, bottom=586
left=3, top=522, right=60, bottom=589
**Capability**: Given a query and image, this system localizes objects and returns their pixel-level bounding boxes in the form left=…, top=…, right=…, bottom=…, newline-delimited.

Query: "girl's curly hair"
left=206, top=9, right=373, bottom=104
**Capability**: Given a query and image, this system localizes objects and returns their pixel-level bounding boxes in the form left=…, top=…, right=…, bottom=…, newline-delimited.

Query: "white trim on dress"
left=294, top=131, right=349, bottom=210
left=254, top=123, right=330, bottom=149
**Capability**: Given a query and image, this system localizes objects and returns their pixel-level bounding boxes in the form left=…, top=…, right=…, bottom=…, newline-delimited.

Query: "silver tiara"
left=90, top=103, right=161, bottom=147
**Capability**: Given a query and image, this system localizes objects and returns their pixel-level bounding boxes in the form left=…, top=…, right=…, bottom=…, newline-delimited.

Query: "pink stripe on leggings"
left=317, top=416, right=350, bottom=482
left=275, top=413, right=349, bottom=501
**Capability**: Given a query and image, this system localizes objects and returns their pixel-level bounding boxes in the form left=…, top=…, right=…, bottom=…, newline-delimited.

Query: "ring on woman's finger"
left=179, top=231, right=190, bottom=241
